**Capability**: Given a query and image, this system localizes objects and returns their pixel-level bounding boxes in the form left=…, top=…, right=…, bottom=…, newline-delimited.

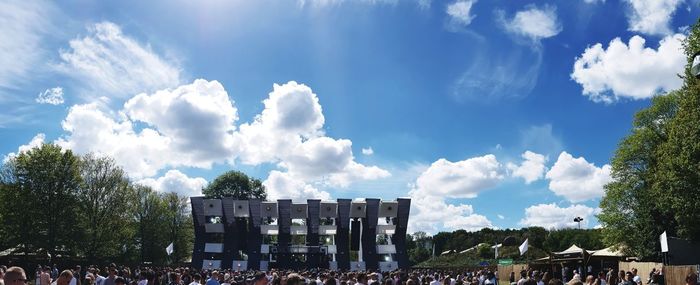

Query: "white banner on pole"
left=166, top=242, right=174, bottom=255
left=519, top=239, right=528, bottom=255
left=660, top=231, right=668, bottom=253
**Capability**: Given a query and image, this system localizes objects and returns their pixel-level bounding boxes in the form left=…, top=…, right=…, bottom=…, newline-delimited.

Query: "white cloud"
left=520, top=203, right=599, bottom=229
left=124, top=79, right=238, bottom=163
left=497, top=214, right=505, bottom=220
left=0, top=1, right=51, bottom=91
left=507, top=151, right=547, bottom=184
left=584, top=0, right=604, bottom=3
left=57, top=22, right=181, bottom=100
left=362, top=147, right=374, bottom=155
left=3, top=133, right=46, bottom=163
left=446, top=0, right=477, bottom=26
left=137, top=169, right=208, bottom=197
left=408, top=154, right=501, bottom=233
left=498, top=4, right=562, bottom=41
left=408, top=190, right=494, bottom=233
left=57, top=80, right=238, bottom=178
left=263, top=170, right=331, bottom=202
left=55, top=79, right=388, bottom=188
left=571, top=34, right=685, bottom=103
left=625, top=0, right=683, bottom=36
left=414, top=154, right=504, bottom=198
left=545, top=152, right=612, bottom=202
left=417, top=0, right=432, bottom=10
left=36, top=87, right=64, bottom=105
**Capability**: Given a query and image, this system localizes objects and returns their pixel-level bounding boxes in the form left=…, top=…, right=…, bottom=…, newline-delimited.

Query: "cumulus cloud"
left=497, top=4, right=562, bottom=41
left=0, top=1, right=52, bottom=91
left=124, top=79, right=238, bottom=163
left=57, top=22, right=181, bottom=100
left=545, top=152, right=612, bottom=202
left=520, top=203, right=599, bottom=229
left=414, top=154, right=504, bottom=198
left=571, top=34, right=685, bottom=103
left=361, top=147, right=374, bottom=155
left=36, top=87, right=64, bottom=105
left=137, top=169, right=207, bottom=197
left=507, top=151, right=547, bottom=184
left=263, top=170, right=331, bottom=202
left=408, top=154, right=502, bottom=233
left=55, top=79, right=388, bottom=188
left=625, top=0, right=683, bottom=36
left=446, top=0, right=477, bottom=26
left=3, top=133, right=46, bottom=163
left=408, top=190, right=494, bottom=233
left=57, top=80, right=237, bottom=178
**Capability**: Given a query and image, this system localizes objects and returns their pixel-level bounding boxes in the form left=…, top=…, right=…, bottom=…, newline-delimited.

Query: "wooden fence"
left=497, top=264, right=528, bottom=285
left=664, top=265, right=698, bottom=285
left=618, top=261, right=664, bottom=283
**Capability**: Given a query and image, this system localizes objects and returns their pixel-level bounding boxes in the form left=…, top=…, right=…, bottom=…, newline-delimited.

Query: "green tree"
left=132, top=185, right=170, bottom=264
left=598, top=92, right=680, bottom=259
left=163, top=192, right=194, bottom=264
left=0, top=144, right=82, bottom=257
left=78, top=153, right=134, bottom=262
left=654, top=21, right=700, bottom=242
left=203, top=170, right=267, bottom=199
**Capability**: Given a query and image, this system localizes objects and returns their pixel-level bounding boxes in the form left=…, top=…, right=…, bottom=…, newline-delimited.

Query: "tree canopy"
left=598, top=20, right=700, bottom=260
left=203, top=170, right=267, bottom=200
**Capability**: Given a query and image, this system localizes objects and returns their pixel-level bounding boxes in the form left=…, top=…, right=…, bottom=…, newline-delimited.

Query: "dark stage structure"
left=191, top=198, right=411, bottom=271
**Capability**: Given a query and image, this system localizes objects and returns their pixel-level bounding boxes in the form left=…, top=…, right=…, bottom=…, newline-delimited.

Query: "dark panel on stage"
left=393, top=198, right=411, bottom=269
left=336, top=199, right=352, bottom=270
left=307, top=199, right=321, bottom=269
left=191, top=197, right=206, bottom=269
left=277, top=199, right=292, bottom=269
left=362, top=198, right=380, bottom=270
left=350, top=220, right=361, bottom=251
left=222, top=198, right=237, bottom=267
left=247, top=199, right=262, bottom=270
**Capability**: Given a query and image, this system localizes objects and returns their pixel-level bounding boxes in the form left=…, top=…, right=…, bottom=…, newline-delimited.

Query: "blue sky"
left=1, top=0, right=698, bottom=234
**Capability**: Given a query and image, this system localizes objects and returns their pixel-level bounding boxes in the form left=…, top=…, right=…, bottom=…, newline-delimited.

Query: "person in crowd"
left=686, top=272, right=698, bottom=285
left=206, top=272, right=220, bottom=285
left=250, top=272, right=266, bottom=285
left=115, top=277, right=126, bottom=285
left=41, top=267, right=51, bottom=285
left=517, top=271, right=528, bottom=285
left=85, top=274, right=95, bottom=285
left=189, top=275, right=200, bottom=285
left=622, top=272, right=635, bottom=285
left=286, top=274, right=304, bottom=285
left=103, top=266, right=117, bottom=285
left=548, top=279, right=563, bottom=285
left=585, top=276, right=594, bottom=285
left=4, top=267, right=28, bottom=285
left=69, top=266, right=81, bottom=285
left=57, top=270, right=75, bottom=285
left=630, top=270, right=640, bottom=285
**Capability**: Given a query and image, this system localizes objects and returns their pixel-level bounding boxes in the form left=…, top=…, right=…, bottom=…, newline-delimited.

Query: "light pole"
left=573, top=217, right=583, bottom=229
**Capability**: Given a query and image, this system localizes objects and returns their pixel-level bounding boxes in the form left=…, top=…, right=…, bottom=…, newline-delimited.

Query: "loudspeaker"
left=378, top=201, right=398, bottom=217
left=233, top=200, right=250, bottom=217
left=350, top=201, right=366, bottom=218
left=261, top=202, right=278, bottom=218
left=351, top=220, right=361, bottom=251
left=320, top=202, right=337, bottom=218
left=291, top=203, right=308, bottom=219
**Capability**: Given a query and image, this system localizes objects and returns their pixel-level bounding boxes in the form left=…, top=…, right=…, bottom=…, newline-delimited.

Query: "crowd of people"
left=0, top=265, right=696, bottom=285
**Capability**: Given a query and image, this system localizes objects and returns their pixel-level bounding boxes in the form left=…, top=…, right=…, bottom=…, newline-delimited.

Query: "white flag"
left=519, top=239, right=528, bottom=255
left=166, top=242, right=174, bottom=255
left=495, top=244, right=499, bottom=259
left=660, top=231, right=669, bottom=253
